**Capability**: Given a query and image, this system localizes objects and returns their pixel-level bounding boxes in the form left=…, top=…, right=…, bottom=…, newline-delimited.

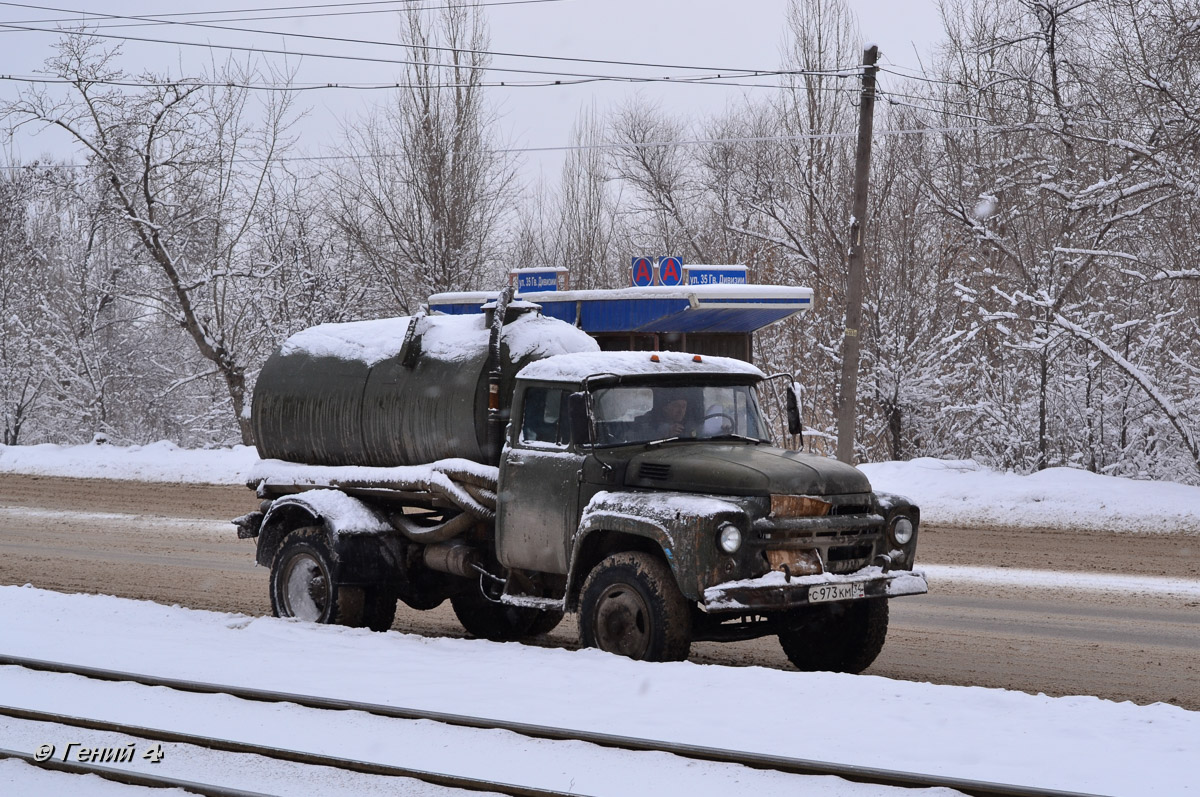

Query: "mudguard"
left=255, top=489, right=394, bottom=573
left=571, top=490, right=752, bottom=602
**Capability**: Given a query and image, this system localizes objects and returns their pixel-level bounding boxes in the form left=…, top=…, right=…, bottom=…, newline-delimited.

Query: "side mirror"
left=785, top=381, right=804, bottom=437
left=568, top=392, right=592, bottom=445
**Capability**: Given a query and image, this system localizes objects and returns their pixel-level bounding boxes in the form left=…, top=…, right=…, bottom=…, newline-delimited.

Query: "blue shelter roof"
left=428, top=284, right=813, bottom=335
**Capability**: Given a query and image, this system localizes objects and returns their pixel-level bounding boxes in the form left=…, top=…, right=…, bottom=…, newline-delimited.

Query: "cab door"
left=496, top=385, right=582, bottom=575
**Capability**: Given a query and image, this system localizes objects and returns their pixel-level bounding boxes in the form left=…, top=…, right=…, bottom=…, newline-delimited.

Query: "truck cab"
left=496, top=350, right=926, bottom=668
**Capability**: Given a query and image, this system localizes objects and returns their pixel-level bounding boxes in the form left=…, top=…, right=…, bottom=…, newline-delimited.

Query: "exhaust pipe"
left=423, top=542, right=481, bottom=578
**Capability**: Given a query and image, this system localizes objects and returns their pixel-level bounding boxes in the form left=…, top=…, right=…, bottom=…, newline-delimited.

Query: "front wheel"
left=270, top=527, right=375, bottom=629
left=777, top=598, right=888, bottom=674
left=578, top=552, right=692, bottom=662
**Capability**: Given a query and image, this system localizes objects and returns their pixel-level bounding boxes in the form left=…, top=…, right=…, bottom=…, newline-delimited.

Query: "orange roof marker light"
left=650, top=354, right=660, bottom=362
left=693, top=355, right=703, bottom=362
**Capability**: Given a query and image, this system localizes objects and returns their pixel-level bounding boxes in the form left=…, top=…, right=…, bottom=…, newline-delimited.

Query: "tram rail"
left=0, top=653, right=1104, bottom=797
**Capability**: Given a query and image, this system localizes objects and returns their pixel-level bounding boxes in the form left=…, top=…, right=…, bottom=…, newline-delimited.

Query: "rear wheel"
left=450, top=583, right=563, bottom=641
left=271, top=527, right=358, bottom=625
left=578, top=552, right=691, bottom=662
left=777, top=598, right=888, bottom=674
left=270, top=526, right=391, bottom=631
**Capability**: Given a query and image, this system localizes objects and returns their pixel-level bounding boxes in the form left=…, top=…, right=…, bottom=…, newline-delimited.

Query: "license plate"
left=808, top=583, right=866, bottom=603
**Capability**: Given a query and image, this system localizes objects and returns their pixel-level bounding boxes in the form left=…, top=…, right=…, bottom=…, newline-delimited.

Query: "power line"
left=0, top=2, right=555, bottom=31
left=0, top=122, right=1021, bottom=172
left=0, top=0, right=570, bottom=30
left=0, top=0, right=464, bottom=26
left=878, top=62, right=965, bottom=88
left=0, top=72, right=804, bottom=91
left=876, top=86, right=1006, bottom=127
left=1, top=69, right=1156, bottom=147
left=0, top=1, right=858, bottom=80
left=499, top=126, right=1002, bottom=154
left=0, top=18, right=781, bottom=83
left=0, top=73, right=588, bottom=90
left=877, top=65, right=1163, bottom=133
left=880, top=63, right=1109, bottom=119
left=0, top=59, right=886, bottom=93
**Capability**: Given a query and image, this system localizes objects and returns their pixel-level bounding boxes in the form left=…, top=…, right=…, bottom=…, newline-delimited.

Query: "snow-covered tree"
left=333, top=1, right=516, bottom=312
left=3, top=36, right=301, bottom=445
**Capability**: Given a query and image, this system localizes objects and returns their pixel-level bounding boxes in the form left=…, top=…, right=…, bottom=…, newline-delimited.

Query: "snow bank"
left=862, top=457, right=1200, bottom=533
left=0, top=442, right=260, bottom=485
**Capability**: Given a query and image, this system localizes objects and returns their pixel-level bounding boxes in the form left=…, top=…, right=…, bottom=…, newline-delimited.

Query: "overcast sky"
left=0, top=0, right=946, bottom=179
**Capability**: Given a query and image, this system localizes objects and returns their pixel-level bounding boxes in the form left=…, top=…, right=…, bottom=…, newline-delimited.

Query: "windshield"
left=590, top=383, right=769, bottom=446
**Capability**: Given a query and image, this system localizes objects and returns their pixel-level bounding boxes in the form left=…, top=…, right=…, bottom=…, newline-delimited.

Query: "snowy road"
left=1, top=473, right=1197, bottom=710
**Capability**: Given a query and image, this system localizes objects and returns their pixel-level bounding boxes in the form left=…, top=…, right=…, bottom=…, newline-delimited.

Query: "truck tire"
left=400, top=593, right=445, bottom=611
left=578, top=552, right=692, bottom=662
left=360, top=588, right=398, bottom=632
left=270, top=527, right=369, bottom=628
left=524, top=607, right=566, bottom=637
left=450, top=587, right=564, bottom=641
left=777, top=598, right=888, bottom=674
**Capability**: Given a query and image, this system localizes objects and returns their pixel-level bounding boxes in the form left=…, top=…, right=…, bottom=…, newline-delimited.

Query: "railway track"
left=0, top=653, right=1103, bottom=797
left=0, top=707, right=570, bottom=797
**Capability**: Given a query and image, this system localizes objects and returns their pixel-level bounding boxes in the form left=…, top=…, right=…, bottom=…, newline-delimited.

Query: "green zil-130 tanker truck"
left=234, top=293, right=927, bottom=670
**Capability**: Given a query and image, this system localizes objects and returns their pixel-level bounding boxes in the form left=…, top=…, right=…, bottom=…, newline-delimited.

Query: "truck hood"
left=624, top=443, right=872, bottom=497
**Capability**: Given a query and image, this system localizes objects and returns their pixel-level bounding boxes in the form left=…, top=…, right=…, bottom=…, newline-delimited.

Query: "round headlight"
left=891, top=516, right=914, bottom=545
left=717, top=523, right=742, bottom=554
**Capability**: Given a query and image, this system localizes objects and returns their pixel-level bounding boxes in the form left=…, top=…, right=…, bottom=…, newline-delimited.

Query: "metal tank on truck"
left=234, top=289, right=928, bottom=670
left=252, top=301, right=557, bottom=468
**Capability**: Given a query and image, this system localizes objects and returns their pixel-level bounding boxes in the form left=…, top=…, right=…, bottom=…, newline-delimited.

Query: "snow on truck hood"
left=517, top=350, right=765, bottom=382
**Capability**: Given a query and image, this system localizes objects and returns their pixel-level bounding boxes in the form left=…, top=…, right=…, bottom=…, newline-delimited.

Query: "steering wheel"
left=703, top=412, right=736, bottom=432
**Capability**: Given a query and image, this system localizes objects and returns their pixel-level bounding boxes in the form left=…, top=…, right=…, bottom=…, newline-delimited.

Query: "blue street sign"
left=514, top=269, right=564, bottom=293
left=685, top=265, right=747, bottom=286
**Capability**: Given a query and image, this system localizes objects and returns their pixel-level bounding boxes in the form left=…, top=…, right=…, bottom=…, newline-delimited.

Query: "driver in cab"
left=638, top=392, right=692, bottom=439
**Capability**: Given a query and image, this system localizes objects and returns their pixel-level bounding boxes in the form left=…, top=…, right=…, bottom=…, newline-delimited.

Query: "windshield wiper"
left=645, top=433, right=764, bottom=447
left=702, top=433, right=764, bottom=444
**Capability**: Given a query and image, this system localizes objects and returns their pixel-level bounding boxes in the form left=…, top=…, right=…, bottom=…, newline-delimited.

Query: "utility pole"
left=835, top=44, right=879, bottom=465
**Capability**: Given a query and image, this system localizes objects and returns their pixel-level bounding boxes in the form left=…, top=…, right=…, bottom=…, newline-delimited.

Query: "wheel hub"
left=283, top=554, right=329, bottom=621
left=595, top=586, right=650, bottom=658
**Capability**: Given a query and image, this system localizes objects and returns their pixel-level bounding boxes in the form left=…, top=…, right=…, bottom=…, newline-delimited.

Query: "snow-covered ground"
left=861, top=457, right=1200, bottom=534
left=2, top=584, right=1197, bottom=797
left=2, top=441, right=1198, bottom=533
left=2, top=442, right=1199, bottom=794
left=0, top=441, right=262, bottom=486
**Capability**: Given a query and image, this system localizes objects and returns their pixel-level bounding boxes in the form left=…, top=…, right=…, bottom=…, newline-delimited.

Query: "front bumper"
left=701, top=566, right=927, bottom=613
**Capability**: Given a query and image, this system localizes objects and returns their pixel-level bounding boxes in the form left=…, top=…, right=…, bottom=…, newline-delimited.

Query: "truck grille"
left=825, top=543, right=875, bottom=574
left=637, top=463, right=672, bottom=481
left=752, top=499, right=883, bottom=576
